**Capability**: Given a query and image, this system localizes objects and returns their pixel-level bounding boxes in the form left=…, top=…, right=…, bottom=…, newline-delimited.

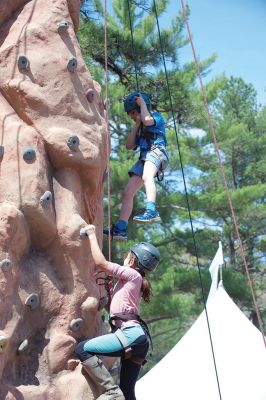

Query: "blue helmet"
left=124, top=91, right=152, bottom=113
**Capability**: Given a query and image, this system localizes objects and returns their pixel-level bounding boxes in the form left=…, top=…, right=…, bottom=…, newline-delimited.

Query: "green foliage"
left=79, top=1, right=266, bottom=371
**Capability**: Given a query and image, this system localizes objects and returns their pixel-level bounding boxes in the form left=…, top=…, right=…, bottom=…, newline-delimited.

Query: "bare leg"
left=119, top=175, right=144, bottom=222
left=142, top=161, right=158, bottom=203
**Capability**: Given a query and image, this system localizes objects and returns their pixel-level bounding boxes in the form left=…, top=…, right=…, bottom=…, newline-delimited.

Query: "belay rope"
left=151, top=1, right=222, bottom=397
left=96, top=0, right=113, bottom=311
left=124, top=3, right=222, bottom=397
left=179, top=0, right=266, bottom=348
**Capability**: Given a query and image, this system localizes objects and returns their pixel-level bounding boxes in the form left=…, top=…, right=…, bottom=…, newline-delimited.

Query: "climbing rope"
left=150, top=1, right=222, bottom=397
left=180, top=0, right=266, bottom=348
left=126, top=0, right=140, bottom=90
left=103, top=0, right=113, bottom=304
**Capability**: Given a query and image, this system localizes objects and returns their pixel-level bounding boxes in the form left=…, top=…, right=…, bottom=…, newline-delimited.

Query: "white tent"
left=136, top=244, right=266, bottom=400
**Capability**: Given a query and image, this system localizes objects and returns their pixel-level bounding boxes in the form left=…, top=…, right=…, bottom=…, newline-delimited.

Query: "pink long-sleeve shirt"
left=106, top=261, right=143, bottom=329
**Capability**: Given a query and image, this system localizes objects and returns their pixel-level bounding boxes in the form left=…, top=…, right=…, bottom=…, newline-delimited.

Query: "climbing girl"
left=104, top=91, right=168, bottom=241
left=75, top=224, right=160, bottom=400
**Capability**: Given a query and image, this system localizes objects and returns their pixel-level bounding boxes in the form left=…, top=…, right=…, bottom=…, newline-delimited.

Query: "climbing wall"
left=0, top=0, right=108, bottom=398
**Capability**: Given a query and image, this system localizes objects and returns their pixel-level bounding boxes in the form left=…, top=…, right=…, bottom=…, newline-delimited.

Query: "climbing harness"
left=150, top=145, right=167, bottom=181
left=109, top=312, right=152, bottom=365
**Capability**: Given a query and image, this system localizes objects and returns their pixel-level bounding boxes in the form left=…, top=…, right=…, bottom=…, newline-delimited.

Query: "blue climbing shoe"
left=133, top=209, right=161, bottom=224
left=103, top=225, right=128, bottom=241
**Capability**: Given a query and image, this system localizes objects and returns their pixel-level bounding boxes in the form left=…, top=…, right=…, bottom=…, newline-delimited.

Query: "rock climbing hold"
left=0, top=336, right=8, bottom=353
left=23, top=147, right=36, bottom=163
left=0, top=259, right=11, bottom=272
left=86, top=89, right=94, bottom=103
left=70, top=318, right=83, bottom=332
left=25, top=293, right=39, bottom=310
left=79, top=227, right=87, bottom=240
left=18, top=54, right=29, bottom=71
left=40, top=191, right=53, bottom=207
left=0, top=145, right=4, bottom=159
left=67, top=57, right=77, bottom=72
left=17, top=339, right=29, bottom=353
left=67, top=135, right=80, bottom=151
left=57, top=21, right=69, bottom=33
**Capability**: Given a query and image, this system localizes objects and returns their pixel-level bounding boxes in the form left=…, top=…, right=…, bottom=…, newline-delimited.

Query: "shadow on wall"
left=3, top=329, right=50, bottom=386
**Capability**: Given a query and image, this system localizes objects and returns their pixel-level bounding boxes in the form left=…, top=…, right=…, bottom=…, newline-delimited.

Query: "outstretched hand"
left=84, top=224, right=108, bottom=270
left=84, top=224, right=96, bottom=237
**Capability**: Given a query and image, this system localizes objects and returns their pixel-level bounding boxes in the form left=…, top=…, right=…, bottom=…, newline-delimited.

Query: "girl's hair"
left=129, top=252, right=153, bottom=303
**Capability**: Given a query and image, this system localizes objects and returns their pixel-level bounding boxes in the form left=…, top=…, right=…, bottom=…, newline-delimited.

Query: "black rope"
left=126, top=0, right=139, bottom=91
left=152, top=1, right=222, bottom=398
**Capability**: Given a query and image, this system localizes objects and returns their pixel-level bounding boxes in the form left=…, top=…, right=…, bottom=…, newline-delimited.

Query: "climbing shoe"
left=103, top=225, right=128, bottom=241
left=133, top=209, right=161, bottom=224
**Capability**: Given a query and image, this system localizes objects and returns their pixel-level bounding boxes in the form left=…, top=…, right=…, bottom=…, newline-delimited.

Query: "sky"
left=160, top=0, right=266, bottom=105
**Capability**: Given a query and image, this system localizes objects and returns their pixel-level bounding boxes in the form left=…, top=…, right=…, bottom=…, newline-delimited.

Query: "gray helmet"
left=130, top=242, right=160, bottom=272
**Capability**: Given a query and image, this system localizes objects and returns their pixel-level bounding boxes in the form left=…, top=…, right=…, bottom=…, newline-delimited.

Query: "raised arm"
left=84, top=225, right=109, bottom=271
left=136, top=94, right=154, bottom=126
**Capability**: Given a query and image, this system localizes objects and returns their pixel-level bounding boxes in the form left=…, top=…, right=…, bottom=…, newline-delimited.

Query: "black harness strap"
left=109, top=313, right=153, bottom=351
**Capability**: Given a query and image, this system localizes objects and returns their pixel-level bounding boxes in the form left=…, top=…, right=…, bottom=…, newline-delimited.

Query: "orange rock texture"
left=0, top=0, right=108, bottom=398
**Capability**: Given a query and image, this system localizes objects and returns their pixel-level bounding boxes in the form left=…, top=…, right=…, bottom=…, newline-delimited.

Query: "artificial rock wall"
left=0, top=0, right=108, bottom=398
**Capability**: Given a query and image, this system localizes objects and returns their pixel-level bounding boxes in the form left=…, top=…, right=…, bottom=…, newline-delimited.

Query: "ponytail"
left=138, top=269, right=153, bottom=303
left=129, top=252, right=153, bottom=303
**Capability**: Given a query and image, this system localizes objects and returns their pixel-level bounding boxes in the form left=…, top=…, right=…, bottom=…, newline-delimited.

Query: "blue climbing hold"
left=70, top=318, right=83, bottom=332
left=23, top=147, right=36, bottom=163
left=0, top=259, right=11, bottom=272
left=0, top=145, right=4, bottom=158
left=79, top=227, right=88, bottom=240
left=40, top=191, right=53, bottom=207
left=86, top=89, right=94, bottom=103
left=67, top=135, right=80, bottom=151
left=18, top=54, right=29, bottom=71
left=57, top=21, right=69, bottom=33
left=67, top=57, right=77, bottom=72
left=25, top=293, right=39, bottom=310
left=17, top=339, right=29, bottom=353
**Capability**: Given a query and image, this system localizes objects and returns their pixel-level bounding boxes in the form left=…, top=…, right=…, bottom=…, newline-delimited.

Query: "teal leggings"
left=75, top=326, right=149, bottom=400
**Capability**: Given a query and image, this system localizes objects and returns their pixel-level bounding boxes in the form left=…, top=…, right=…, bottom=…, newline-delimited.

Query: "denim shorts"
left=129, top=147, right=169, bottom=177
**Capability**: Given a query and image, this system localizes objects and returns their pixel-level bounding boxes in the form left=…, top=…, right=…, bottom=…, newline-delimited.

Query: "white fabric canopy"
left=136, top=246, right=266, bottom=400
